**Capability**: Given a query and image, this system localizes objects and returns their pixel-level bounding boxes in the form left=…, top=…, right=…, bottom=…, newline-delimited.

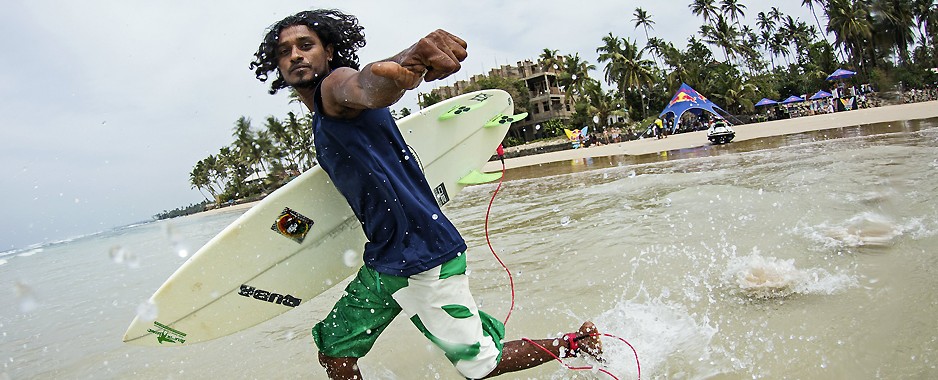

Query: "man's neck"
left=294, top=86, right=316, bottom=113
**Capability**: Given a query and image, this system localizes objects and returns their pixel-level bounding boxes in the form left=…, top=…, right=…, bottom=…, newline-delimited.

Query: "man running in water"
left=251, top=9, right=602, bottom=379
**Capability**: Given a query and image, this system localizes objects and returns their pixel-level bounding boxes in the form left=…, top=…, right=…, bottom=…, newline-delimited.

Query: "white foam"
left=722, top=249, right=858, bottom=299
left=590, top=291, right=726, bottom=379
left=798, top=212, right=903, bottom=249
left=16, top=248, right=43, bottom=257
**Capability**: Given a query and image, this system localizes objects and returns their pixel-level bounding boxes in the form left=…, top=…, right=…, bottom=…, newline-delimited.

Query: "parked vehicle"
left=707, top=120, right=735, bottom=144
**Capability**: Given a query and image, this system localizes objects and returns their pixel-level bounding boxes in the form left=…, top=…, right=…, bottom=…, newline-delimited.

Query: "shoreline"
left=202, top=100, right=938, bottom=217
left=483, top=100, right=938, bottom=172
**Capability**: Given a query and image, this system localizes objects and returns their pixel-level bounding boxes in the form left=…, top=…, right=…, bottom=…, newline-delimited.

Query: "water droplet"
left=136, top=300, right=158, bottom=321
left=14, top=281, right=38, bottom=313
left=431, top=214, right=438, bottom=220
left=560, top=216, right=571, bottom=226
left=535, top=124, right=541, bottom=130
left=109, top=246, right=126, bottom=264
left=342, top=249, right=359, bottom=267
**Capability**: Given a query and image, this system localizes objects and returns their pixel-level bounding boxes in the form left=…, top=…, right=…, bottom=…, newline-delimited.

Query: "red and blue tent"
left=659, top=83, right=731, bottom=126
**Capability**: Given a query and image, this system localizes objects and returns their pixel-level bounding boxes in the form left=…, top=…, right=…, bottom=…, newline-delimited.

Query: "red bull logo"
left=669, top=91, right=695, bottom=106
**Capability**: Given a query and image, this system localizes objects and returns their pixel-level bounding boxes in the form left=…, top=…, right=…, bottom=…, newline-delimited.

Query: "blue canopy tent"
left=754, top=98, right=778, bottom=107
left=809, top=90, right=832, bottom=100
left=781, top=95, right=805, bottom=104
left=826, top=68, right=856, bottom=81
left=659, top=83, right=734, bottom=133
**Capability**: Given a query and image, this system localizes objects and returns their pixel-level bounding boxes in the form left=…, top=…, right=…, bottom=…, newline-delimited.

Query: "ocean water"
left=2, top=119, right=937, bottom=379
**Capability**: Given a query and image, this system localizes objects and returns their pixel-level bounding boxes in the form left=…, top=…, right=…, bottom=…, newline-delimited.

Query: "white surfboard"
left=124, top=90, right=525, bottom=346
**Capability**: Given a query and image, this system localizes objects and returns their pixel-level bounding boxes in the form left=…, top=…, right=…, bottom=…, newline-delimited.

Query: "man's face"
left=276, top=25, right=333, bottom=88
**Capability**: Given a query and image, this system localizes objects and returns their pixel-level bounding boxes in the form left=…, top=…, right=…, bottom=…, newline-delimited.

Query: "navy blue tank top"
left=311, top=81, right=466, bottom=276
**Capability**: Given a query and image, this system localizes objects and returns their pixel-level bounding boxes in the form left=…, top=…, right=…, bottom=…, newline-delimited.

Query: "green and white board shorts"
left=312, top=254, right=505, bottom=379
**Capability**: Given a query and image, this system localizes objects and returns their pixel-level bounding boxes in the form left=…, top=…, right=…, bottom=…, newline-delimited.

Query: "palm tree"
left=768, top=6, right=783, bottom=23
left=632, top=7, right=660, bottom=67
left=558, top=53, right=596, bottom=102
left=756, top=11, right=777, bottom=35
left=581, top=80, right=627, bottom=136
left=770, top=31, right=793, bottom=66
left=285, top=112, right=315, bottom=171
left=710, top=75, right=758, bottom=114
left=657, top=39, right=696, bottom=90
left=802, top=0, right=829, bottom=41
left=689, top=0, right=720, bottom=24
left=538, top=48, right=561, bottom=72
left=912, top=0, right=935, bottom=48
left=231, top=116, right=266, bottom=182
left=826, top=0, right=873, bottom=69
left=700, top=15, right=740, bottom=63
left=720, top=0, right=747, bottom=25
left=264, top=115, right=302, bottom=173
left=189, top=160, right=214, bottom=202
left=596, top=34, right=656, bottom=117
left=872, top=0, right=917, bottom=65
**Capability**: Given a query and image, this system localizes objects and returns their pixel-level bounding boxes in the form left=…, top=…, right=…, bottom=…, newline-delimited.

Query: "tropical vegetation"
left=182, top=0, right=938, bottom=213
left=425, top=0, right=937, bottom=140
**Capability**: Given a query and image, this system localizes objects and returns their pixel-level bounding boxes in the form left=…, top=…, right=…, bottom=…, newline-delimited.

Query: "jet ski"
left=707, top=120, right=735, bottom=144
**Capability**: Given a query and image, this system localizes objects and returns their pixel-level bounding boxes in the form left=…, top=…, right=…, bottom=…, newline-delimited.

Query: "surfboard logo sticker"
left=147, top=321, right=187, bottom=344
left=238, top=284, right=301, bottom=308
left=271, top=208, right=313, bottom=243
left=470, top=93, right=492, bottom=102
left=433, top=183, right=450, bottom=207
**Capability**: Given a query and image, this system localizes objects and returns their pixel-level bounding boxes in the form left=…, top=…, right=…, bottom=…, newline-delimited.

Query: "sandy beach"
left=484, top=100, right=938, bottom=172
left=202, top=101, right=938, bottom=217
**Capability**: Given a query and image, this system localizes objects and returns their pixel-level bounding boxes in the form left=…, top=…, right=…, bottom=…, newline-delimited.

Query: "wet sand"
left=484, top=100, right=938, bottom=172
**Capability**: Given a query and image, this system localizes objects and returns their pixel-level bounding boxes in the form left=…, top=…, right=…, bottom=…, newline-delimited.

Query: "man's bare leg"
left=484, top=321, right=603, bottom=378
left=319, top=352, right=362, bottom=380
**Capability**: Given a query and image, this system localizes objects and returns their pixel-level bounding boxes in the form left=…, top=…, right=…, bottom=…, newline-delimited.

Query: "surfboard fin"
left=439, top=103, right=484, bottom=121
left=484, top=113, right=528, bottom=128
left=457, top=170, right=502, bottom=185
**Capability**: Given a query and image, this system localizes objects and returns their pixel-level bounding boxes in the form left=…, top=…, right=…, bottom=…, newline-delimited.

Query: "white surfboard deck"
left=124, top=89, right=521, bottom=346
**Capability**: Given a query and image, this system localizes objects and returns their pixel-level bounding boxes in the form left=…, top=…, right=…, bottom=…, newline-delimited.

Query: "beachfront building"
left=421, top=57, right=578, bottom=142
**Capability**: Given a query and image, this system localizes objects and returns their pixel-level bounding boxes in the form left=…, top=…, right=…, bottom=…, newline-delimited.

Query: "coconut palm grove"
left=170, top=0, right=937, bottom=217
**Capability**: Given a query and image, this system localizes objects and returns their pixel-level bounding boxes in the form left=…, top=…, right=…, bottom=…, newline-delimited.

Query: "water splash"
left=722, top=249, right=858, bottom=299
left=800, top=212, right=902, bottom=249
left=593, top=291, right=725, bottom=379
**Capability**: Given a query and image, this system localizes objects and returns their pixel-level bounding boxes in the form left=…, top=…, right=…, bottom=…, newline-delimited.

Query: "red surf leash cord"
left=483, top=145, right=641, bottom=380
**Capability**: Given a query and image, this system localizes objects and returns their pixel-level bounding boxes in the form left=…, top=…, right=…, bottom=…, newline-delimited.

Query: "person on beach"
left=250, top=9, right=602, bottom=379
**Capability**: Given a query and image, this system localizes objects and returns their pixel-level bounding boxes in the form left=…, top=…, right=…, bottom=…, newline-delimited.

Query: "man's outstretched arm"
left=321, top=29, right=467, bottom=119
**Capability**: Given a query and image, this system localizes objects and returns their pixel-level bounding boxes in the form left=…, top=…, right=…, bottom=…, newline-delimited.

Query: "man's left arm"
left=322, top=29, right=467, bottom=118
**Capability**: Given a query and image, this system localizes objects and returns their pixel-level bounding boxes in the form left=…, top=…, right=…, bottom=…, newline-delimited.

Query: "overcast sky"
left=0, top=1, right=816, bottom=252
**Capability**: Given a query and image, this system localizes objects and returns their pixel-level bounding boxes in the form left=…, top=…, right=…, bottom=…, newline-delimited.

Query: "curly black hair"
left=250, top=9, right=366, bottom=94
